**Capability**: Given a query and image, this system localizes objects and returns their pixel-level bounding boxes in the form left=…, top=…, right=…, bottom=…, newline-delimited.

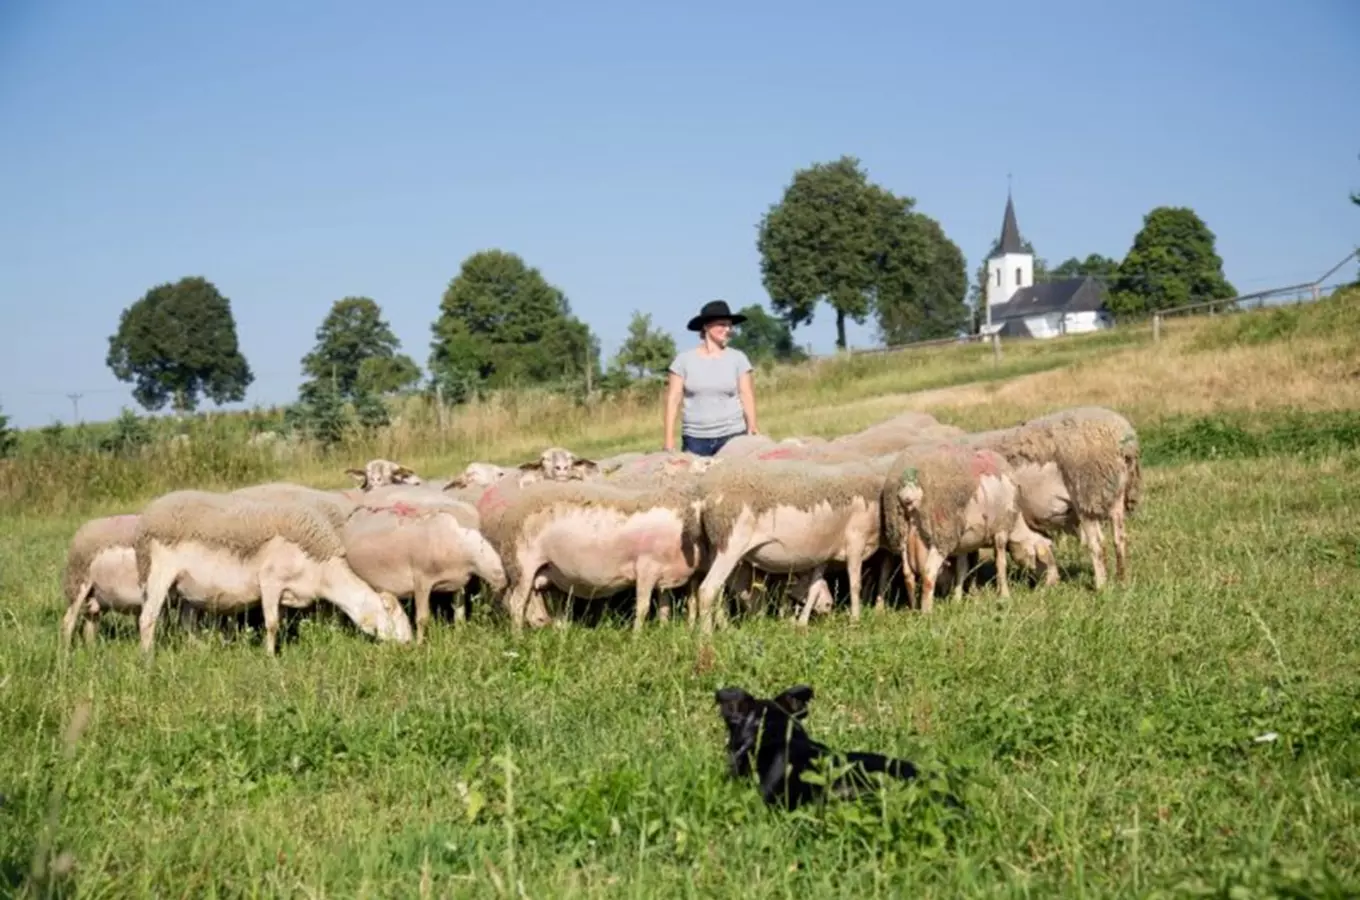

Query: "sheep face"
left=346, top=459, right=422, bottom=490
left=520, top=447, right=598, bottom=482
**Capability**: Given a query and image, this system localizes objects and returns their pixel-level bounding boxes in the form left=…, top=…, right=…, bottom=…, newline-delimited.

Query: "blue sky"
left=1, top=0, right=1357, bottom=429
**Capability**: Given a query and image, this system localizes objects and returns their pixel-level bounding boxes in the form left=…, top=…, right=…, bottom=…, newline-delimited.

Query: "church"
left=978, top=191, right=1114, bottom=340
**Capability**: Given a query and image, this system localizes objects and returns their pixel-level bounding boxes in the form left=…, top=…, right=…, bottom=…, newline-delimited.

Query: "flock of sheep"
left=59, top=404, right=1141, bottom=654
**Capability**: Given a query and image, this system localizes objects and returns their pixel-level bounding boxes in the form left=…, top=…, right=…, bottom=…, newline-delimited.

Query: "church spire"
left=997, top=186, right=1024, bottom=256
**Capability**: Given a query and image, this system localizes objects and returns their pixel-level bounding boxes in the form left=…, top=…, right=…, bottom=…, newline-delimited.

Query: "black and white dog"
left=714, top=684, right=921, bottom=810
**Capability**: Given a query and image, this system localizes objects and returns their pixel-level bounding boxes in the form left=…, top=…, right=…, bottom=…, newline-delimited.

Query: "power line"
left=66, top=392, right=83, bottom=423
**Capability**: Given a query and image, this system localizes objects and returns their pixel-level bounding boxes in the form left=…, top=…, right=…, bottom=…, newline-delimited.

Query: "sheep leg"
left=951, top=554, right=968, bottom=604
left=873, top=554, right=891, bottom=613
left=259, top=579, right=284, bottom=657
left=795, top=564, right=828, bottom=627
left=993, top=531, right=1011, bottom=599
left=60, top=581, right=93, bottom=651
left=633, top=568, right=659, bottom=634
left=1079, top=517, right=1108, bottom=590
left=695, top=543, right=750, bottom=636
left=413, top=582, right=433, bottom=645
left=919, top=547, right=947, bottom=615
left=1111, top=501, right=1129, bottom=583
left=846, top=535, right=867, bottom=622
left=83, top=602, right=102, bottom=645
left=504, top=578, right=536, bottom=633
left=138, top=565, right=178, bottom=655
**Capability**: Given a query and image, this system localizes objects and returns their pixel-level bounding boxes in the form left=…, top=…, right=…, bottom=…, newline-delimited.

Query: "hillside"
left=2, top=289, right=1358, bottom=897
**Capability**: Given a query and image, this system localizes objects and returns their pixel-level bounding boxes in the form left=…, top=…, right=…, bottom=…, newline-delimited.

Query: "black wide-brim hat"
left=687, top=299, right=747, bottom=332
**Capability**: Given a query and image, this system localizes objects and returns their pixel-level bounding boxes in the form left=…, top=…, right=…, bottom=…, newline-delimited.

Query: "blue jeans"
left=682, top=431, right=744, bottom=457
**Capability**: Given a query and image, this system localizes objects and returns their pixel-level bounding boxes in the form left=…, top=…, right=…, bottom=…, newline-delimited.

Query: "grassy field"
left=3, top=294, right=1360, bottom=897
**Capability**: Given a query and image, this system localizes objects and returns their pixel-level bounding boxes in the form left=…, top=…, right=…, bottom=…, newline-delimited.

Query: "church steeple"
left=996, top=189, right=1024, bottom=256
left=985, top=181, right=1034, bottom=313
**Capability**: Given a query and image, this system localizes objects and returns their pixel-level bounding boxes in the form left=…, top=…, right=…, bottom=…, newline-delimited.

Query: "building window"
left=995, top=269, right=1001, bottom=287
left=1016, top=267, right=1023, bottom=286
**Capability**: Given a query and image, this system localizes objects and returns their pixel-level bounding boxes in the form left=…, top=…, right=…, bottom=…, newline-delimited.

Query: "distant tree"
left=1050, top=253, right=1121, bottom=282
left=429, top=250, right=598, bottom=393
left=0, top=404, right=15, bottom=458
left=757, top=156, right=919, bottom=349
left=296, top=379, right=350, bottom=447
left=106, top=276, right=254, bottom=413
left=966, top=236, right=1048, bottom=333
left=875, top=213, right=970, bottom=345
left=729, top=303, right=808, bottom=365
left=1108, top=207, right=1236, bottom=316
left=301, top=297, right=420, bottom=400
left=98, top=408, right=152, bottom=457
left=612, top=311, right=677, bottom=380
left=352, top=386, right=391, bottom=431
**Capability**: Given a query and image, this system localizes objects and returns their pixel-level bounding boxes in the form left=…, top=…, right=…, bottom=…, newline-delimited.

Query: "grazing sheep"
left=344, top=458, right=422, bottom=490
left=60, top=514, right=143, bottom=649
left=519, top=446, right=598, bottom=482
left=601, top=450, right=720, bottom=483
left=692, top=456, right=893, bottom=634
left=714, top=434, right=780, bottom=458
left=445, top=461, right=516, bottom=489
left=479, top=477, right=704, bottom=633
left=959, top=406, right=1140, bottom=588
left=232, top=482, right=359, bottom=530
left=884, top=443, right=1057, bottom=613
left=341, top=500, right=507, bottom=643
left=135, top=490, right=414, bottom=655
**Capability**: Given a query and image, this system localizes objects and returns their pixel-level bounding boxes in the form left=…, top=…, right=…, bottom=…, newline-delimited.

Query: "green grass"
left=4, top=292, right=1360, bottom=896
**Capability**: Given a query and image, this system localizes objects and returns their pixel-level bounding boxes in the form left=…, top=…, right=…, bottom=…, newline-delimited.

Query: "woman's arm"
left=738, top=370, right=759, bottom=435
left=663, top=372, right=684, bottom=451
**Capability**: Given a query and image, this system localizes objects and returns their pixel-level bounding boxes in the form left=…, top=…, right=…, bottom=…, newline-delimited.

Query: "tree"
left=429, top=250, right=598, bottom=392
left=296, top=379, right=350, bottom=448
left=875, top=213, right=970, bottom=345
left=1050, top=253, right=1120, bottom=282
left=729, top=303, right=807, bottom=365
left=301, top=297, right=420, bottom=401
left=757, top=156, right=914, bottom=350
left=611, top=311, right=676, bottom=380
left=0, top=404, right=15, bottom=458
left=1108, top=206, right=1236, bottom=317
left=106, top=276, right=254, bottom=413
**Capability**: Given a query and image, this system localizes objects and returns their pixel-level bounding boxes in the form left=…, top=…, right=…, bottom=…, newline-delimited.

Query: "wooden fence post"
left=1152, top=314, right=1161, bottom=343
left=991, top=332, right=1001, bottom=365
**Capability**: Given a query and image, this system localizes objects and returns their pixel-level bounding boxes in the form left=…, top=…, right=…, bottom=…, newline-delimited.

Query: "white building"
left=980, top=191, right=1114, bottom=340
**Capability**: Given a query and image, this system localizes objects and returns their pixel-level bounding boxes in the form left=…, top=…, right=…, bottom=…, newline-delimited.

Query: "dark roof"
left=996, top=191, right=1024, bottom=255
left=989, top=276, right=1109, bottom=321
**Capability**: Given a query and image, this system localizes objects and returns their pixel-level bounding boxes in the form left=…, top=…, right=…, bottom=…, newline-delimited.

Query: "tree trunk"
left=835, top=309, right=847, bottom=350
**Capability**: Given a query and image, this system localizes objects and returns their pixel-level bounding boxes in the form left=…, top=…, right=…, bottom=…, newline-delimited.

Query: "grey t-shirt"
left=669, top=347, right=753, bottom=439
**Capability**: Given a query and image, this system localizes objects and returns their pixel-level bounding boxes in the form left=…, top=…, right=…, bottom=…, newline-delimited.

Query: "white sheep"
left=344, top=458, right=423, bottom=490
left=959, top=405, right=1141, bottom=588
left=135, top=489, right=414, bottom=655
left=341, top=499, right=507, bottom=643
left=476, top=475, right=705, bottom=633
left=884, top=442, right=1058, bottom=613
left=691, top=456, right=895, bottom=634
left=519, top=446, right=599, bottom=483
left=60, top=514, right=143, bottom=649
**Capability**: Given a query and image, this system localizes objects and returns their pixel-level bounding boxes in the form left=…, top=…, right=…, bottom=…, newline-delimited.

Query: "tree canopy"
left=301, top=296, right=420, bottom=400
left=106, top=276, right=254, bottom=413
left=611, top=311, right=676, bottom=381
left=728, top=303, right=808, bottom=365
left=1050, top=253, right=1120, bottom=282
left=875, top=213, right=970, bottom=345
left=757, top=155, right=966, bottom=349
left=429, top=250, right=598, bottom=393
left=1109, top=206, right=1236, bottom=316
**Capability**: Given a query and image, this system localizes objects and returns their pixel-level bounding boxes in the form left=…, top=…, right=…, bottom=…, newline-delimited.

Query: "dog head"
left=713, top=684, right=815, bottom=776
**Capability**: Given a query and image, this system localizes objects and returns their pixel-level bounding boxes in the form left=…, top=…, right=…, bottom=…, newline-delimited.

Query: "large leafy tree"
left=1050, top=253, right=1120, bottom=282
left=429, top=250, right=598, bottom=392
left=1108, top=206, right=1236, bottom=316
left=106, top=276, right=254, bottom=413
left=611, top=311, right=676, bottom=380
left=875, top=213, right=970, bottom=344
left=758, top=156, right=911, bottom=350
left=729, top=303, right=807, bottom=365
left=301, top=296, right=420, bottom=399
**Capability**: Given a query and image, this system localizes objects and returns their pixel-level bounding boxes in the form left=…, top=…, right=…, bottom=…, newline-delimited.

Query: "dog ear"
left=772, top=685, right=815, bottom=719
left=714, top=687, right=754, bottom=725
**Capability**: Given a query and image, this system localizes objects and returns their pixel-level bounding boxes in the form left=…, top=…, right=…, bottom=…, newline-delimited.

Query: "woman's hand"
left=738, top=371, right=759, bottom=436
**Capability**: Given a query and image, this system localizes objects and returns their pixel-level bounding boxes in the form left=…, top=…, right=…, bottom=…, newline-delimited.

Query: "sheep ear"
left=573, top=459, right=598, bottom=473
left=517, top=460, right=540, bottom=470
left=345, top=468, right=368, bottom=485
left=773, top=685, right=814, bottom=719
left=395, top=466, right=419, bottom=482
left=443, top=474, right=470, bottom=490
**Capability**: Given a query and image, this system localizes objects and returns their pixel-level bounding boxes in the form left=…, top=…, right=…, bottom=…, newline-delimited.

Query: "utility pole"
left=66, top=392, right=83, bottom=424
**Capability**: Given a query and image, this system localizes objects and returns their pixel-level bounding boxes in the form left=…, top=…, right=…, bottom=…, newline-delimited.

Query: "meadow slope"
left=3, top=294, right=1359, bottom=897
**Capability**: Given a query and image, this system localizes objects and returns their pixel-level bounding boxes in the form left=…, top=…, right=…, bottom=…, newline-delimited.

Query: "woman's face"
left=704, top=319, right=733, bottom=347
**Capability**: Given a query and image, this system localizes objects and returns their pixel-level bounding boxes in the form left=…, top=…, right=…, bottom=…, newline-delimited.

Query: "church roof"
left=996, top=191, right=1024, bottom=256
left=989, top=276, right=1108, bottom=321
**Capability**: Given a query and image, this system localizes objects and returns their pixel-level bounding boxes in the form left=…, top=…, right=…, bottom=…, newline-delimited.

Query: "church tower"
left=985, top=189, right=1033, bottom=313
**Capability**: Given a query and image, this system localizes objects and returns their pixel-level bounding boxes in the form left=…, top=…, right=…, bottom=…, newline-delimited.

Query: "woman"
left=663, top=299, right=760, bottom=457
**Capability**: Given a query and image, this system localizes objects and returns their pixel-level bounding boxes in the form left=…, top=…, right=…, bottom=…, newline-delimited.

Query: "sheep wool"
left=232, top=482, right=359, bottom=530
left=885, top=443, right=1005, bottom=554
left=134, top=490, right=346, bottom=584
left=698, top=457, right=890, bottom=548
left=63, top=514, right=139, bottom=603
